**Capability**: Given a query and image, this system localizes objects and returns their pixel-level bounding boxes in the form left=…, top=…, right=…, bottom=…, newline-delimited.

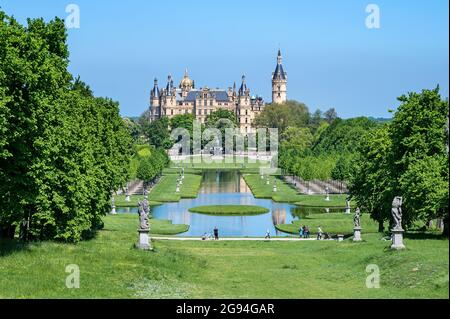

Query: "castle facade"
left=149, top=50, right=287, bottom=134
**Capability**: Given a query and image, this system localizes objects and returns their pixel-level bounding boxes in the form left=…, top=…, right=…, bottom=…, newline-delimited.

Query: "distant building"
left=149, top=50, right=288, bottom=134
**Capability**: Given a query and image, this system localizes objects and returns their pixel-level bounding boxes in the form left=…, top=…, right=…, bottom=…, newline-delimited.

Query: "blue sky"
left=1, top=0, right=448, bottom=118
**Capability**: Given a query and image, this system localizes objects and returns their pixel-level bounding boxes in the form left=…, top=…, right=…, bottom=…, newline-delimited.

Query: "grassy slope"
left=243, top=174, right=349, bottom=205
left=0, top=214, right=447, bottom=298
left=276, top=213, right=379, bottom=236
left=149, top=174, right=202, bottom=202
left=295, top=194, right=348, bottom=207
left=188, top=205, right=269, bottom=215
left=243, top=174, right=302, bottom=202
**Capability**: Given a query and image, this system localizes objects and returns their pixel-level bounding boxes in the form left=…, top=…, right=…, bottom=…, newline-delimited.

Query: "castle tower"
left=179, top=68, right=193, bottom=98
left=150, top=78, right=160, bottom=107
left=272, top=49, right=287, bottom=104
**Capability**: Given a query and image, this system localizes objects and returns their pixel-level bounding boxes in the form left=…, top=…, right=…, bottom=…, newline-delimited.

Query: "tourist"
left=265, top=228, right=271, bottom=239
left=213, top=226, right=219, bottom=240
left=299, top=227, right=303, bottom=238
left=304, top=226, right=309, bottom=238
left=317, top=226, right=323, bottom=240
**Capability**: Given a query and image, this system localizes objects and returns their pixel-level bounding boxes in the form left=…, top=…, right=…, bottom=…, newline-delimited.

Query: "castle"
left=149, top=50, right=287, bottom=134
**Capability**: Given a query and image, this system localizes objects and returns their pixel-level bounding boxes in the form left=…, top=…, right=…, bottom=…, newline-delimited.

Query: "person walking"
left=265, top=228, right=271, bottom=240
left=304, top=226, right=309, bottom=238
left=317, top=226, right=323, bottom=240
left=299, top=226, right=303, bottom=238
left=213, top=226, right=219, bottom=240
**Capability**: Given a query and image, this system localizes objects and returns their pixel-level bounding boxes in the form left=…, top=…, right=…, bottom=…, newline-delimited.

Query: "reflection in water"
left=199, top=170, right=250, bottom=194
left=118, top=171, right=342, bottom=237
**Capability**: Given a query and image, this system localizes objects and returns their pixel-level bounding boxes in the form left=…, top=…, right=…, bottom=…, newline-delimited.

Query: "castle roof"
left=272, top=49, right=287, bottom=80
left=184, top=90, right=229, bottom=102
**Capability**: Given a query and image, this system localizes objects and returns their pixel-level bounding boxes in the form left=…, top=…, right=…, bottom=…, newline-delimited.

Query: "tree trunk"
left=443, top=215, right=449, bottom=238
left=378, top=220, right=385, bottom=233
left=0, top=224, right=16, bottom=239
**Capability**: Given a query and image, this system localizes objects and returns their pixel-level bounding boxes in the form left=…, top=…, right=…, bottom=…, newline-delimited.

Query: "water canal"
left=118, top=170, right=343, bottom=237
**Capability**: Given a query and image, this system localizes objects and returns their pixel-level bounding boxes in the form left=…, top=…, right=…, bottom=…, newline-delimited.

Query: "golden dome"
left=179, top=69, right=193, bottom=89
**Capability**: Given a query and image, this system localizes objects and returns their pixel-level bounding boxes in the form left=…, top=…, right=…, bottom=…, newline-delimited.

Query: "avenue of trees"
left=133, top=145, right=169, bottom=186
left=0, top=12, right=132, bottom=242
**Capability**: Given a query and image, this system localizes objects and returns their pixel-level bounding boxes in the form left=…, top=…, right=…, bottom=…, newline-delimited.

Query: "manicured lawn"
left=243, top=174, right=302, bottom=202
left=188, top=205, right=269, bottom=215
left=171, top=156, right=270, bottom=170
left=295, top=194, right=348, bottom=207
left=149, top=174, right=202, bottom=202
left=276, top=213, right=380, bottom=236
left=0, top=214, right=447, bottom=298
left=114, top=194, right=161, bottom=207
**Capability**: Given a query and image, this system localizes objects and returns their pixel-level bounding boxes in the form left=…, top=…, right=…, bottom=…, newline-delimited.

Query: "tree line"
left=0, top=12, right=132, bottom=242
left=349, top=87, right=448, bottom=235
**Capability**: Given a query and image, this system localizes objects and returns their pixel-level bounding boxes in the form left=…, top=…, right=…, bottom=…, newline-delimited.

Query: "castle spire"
left=272, top=49, right=287, bottom=104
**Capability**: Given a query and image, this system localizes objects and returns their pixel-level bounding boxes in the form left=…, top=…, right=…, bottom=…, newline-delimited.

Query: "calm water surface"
left=117, top=171, right=345, bottom=237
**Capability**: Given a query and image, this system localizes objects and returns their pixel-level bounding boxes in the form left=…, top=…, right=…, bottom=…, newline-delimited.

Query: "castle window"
left=278, top=93, right=281, bottom=97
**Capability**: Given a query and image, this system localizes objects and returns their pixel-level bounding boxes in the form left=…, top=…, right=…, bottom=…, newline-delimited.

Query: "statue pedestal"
left=136, top=229, right=152, bottom=250
left=273, top=186, right=277, bottom=192
left=345, top=207, right=351, bottom=214
left=325, top=195, right=330, bottom=201
left=390, top=229, right=405, bottom=250
left=337, top=234, right=344, bottom=242
left=110, top=206, right=117, bottom=215
left=353, top=227, right=362, bottom=241
left=125, top=195, right=130, bottom=202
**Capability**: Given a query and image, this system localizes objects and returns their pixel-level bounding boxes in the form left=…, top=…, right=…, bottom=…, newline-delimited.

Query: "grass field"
left=295, top=194, right=348, bottom=207
left=188, top=205, right=269, bottom=215
left=276, top=213, right=379, bottom=236
left=149, top=174, right=202, bottom=202
left=0, top=214, right=447, bottom=298
left=243, top=174, right=302, bottom=202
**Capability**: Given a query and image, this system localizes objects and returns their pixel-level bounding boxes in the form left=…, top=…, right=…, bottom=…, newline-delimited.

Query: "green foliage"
left=253, top=100, right=309, bottom=134
left=331, top=154, right=355, bottom=181
left=312, top=117, right=379, bottom=155
left=205, top=108, right=238, bottom=127
left=0, top=12, right=132, bottom=242
left=142, top=116, right=173, bottom=149
left=349, top=87, right=449, bottom=233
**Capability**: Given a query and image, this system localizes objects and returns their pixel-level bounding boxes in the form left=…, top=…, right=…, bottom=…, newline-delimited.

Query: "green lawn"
left=243, top=174, right=302, bottom=202
left=149, top=173, right=202, bottom=202
left=114, top=194, right=161, bottom=207
left=295, top=194, right=348, bottom=207
left=276, top=213, right=379, bottom=236
left=188, top=205, right=269, bottom=215
left=171, top=156, right=270, bottom=170
left=0, top=214, right=447, bottom=298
